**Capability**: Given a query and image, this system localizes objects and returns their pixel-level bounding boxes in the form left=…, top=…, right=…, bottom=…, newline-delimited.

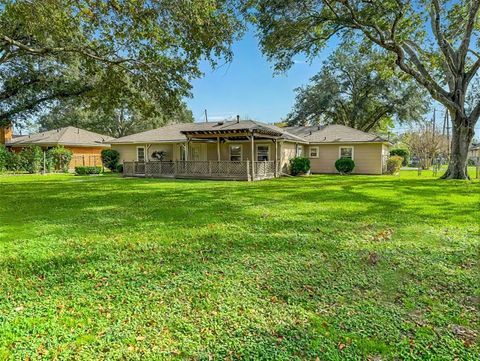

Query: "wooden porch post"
left=217, top=137, right=221, bottom=161
left=250, top=132, right=255, bottom=181
left=274, top=139, right=278, bottom=177
left=185, top=140, right=189, bottom=161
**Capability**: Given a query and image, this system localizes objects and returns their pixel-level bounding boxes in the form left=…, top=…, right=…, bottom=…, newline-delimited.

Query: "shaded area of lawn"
left=0, top=172, right=478, bottom=360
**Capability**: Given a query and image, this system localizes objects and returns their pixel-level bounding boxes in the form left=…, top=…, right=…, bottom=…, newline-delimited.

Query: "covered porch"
left=123, top=159, right=277, bottom=181
left=123, top=126, right=283, bottom=181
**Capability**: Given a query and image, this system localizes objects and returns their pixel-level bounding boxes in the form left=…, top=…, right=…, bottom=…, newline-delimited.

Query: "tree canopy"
left=244, top=0, right=480, bottom=179
left=0, top=0, right=241, bottom=126
left=37, top=99, right=194, bottom=138
left=287, top=44, right=429, bottom=132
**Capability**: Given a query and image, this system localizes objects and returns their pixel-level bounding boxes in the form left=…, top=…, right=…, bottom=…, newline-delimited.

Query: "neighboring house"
left=110, top=120, right=390, bottom=180
left=469, top=143, right=479, bottom=163
left=1, top=124, right=113, bottom=169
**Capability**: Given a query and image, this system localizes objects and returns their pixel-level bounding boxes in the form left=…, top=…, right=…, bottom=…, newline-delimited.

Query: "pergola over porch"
left=180, top=123, right=283, bottom=179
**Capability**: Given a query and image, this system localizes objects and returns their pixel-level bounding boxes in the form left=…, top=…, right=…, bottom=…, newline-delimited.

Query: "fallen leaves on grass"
left=450, top=325, right=477, bottom=347
left=367, top=251, right=380, bottom=266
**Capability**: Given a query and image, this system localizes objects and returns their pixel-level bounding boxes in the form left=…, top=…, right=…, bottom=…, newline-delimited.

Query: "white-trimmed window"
left=229, top=144, right=242, bottom=161
left=296, top=144, right=304, bottom=157
left=136, top=146, right=145, bottom=162
left=339, top=146, right=354, bottom=160
left=256, top=145, right=270, bottom=161
left=309, top=146, right=319, bottom=158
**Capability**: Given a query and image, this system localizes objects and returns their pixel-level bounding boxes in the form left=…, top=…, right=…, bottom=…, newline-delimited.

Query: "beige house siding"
left=113, top=141, right=385, bottom=175
left=113, top=144, right=139, bottom=162
left=280, top=142, right=296, bottom=173
left=382, top=144, right=390, bottom=172
left=308, top=143, right=385, bottom=175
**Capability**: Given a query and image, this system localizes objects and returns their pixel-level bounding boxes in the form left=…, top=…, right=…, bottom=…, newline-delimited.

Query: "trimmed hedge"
left=386, top=155, right=403, bottom=175
left=75, top=166, right=103, bottom=175
left=290, top=157, right=310, bottom=176
left=335, top=158, right=355, bottom=174
left=101, top=149, right=120, bottom=171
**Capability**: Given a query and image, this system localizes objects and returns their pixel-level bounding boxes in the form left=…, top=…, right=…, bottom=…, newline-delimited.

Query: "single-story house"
left=2, top=124, right=113, bottom=169
left=110, top=120, right=390, bottom=181
left=469, top=143, right=479, bottom=163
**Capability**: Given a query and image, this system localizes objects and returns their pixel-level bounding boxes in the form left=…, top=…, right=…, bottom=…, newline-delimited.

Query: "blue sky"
left=186, top=30, right=480, bottom=139
left=186, top=30, right=328, bottom=124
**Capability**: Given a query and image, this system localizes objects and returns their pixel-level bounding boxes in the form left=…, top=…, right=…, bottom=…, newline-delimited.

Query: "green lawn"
left=0, top=171, right=478, bottom=360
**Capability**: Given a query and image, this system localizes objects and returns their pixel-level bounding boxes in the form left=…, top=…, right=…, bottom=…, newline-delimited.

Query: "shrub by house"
left=290, top=157, right=310, bottom=175
left=335, top=158, right=355, bottom=174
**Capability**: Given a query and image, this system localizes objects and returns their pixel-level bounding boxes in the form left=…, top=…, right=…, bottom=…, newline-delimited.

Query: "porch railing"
left=123, top=160, right=278, bottom=181
left=253, top=161, right=276, bottom=180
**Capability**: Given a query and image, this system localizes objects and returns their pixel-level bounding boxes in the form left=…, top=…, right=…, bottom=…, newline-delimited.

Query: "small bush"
left=116, top=163, right=124, bottom=173
left=390, top=148, right=410, bottom=166
left=0, top=145, right=8, bottom=172
left=101, top=149, right=120, bottom=171
left=47, top=146, right=73, bottom=172
left=290, top=157, right=310, bottom=176
left=386, top=155, right=403, bottom=175
left=335, top=158, right=355, bottom=174
left=75, top=166, right=102, bottom=175
left=5, top=151, right=23, bottom=172
left=20, top=146, right=43, bottom=173
left=467, top=158, right=476, bottom=166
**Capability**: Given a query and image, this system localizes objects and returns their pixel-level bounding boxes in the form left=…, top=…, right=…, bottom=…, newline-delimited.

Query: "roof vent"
left=317, top=125, right=321, bottom=130
left=309, top=131, right=312, bottom=135
left=236, top=115, right=240, bottom=123
left=217, top=121, right=224, bottom=125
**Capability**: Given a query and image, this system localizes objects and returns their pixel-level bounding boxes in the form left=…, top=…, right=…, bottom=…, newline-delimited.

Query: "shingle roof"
left=285, top=124, right=388, bottom=143
left=110, top=121, right=307, bottom=144
left=109, top=121, right=388, bottom=145
left=6, top=126, right=113, bottom=147
left=109, top=123, right=193, bottom=144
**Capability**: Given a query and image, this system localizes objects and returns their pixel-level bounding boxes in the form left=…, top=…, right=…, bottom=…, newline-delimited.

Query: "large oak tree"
left=0, top=0, right=241, bottom=126
left=245, top=0, right=480, bottom=179
left=288, top=43, right=429, bottom=131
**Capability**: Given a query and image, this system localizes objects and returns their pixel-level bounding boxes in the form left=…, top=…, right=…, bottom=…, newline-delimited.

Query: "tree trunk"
left=441, top=117, right=474, bottom=180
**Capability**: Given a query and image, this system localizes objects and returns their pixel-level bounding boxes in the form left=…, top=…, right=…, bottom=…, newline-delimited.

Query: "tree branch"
left=458, top=0, right=480, bottom=70
left=1, top=34, right=135, bottom=65
left=468, top=101, right=480, bottom=124
left=430, top=0, right=457, bottom=75
left=0, top=85, right=93, bottom=121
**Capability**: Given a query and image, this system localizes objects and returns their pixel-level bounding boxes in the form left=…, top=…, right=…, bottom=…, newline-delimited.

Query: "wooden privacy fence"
left=123, top=160, right=278, bottom=181
left=70, top=154, right=102, bottom=168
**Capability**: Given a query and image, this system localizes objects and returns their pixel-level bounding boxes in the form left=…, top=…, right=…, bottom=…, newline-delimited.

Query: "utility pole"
left=442, top=109, right=447, bottom=136
left=446, top=110, right=450, bottom=157
left=431, top=108, right=436, bottom=149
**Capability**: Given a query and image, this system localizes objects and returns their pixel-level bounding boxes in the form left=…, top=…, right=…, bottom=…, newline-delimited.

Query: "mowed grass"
left=0, top=171, right=478, bottom=360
